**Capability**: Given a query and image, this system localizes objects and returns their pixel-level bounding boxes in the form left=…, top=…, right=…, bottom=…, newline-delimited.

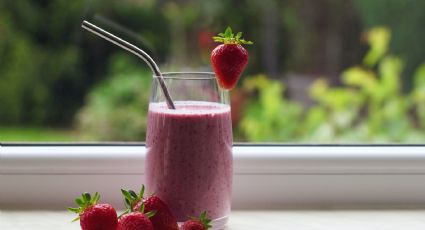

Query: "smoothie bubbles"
left=82, top=22, right=252, bottom=229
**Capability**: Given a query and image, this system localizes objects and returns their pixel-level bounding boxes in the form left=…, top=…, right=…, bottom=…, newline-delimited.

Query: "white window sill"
left=2, top=210, right=425, bottom=230
left=1, top=144, right=425, bottom=209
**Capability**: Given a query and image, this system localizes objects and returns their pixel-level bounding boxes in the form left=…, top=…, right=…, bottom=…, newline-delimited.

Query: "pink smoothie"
left=145, top=101, right=233, bottom=222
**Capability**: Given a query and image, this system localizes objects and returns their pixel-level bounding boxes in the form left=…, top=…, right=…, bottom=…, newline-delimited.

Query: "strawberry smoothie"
left=145, top=101, right=233, bottom=223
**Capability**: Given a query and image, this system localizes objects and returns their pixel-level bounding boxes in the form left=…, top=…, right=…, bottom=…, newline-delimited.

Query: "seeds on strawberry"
left=211, top=27, right=253, bottom=90
left=118, top=200, right=156, bottom=230
left=118, top=212, right=154, bottom=230
left=139, top=195, right=179, bottom=230
left=68, top=192, right=118, bottom=230
left=180, top=211, right=212, bottom=230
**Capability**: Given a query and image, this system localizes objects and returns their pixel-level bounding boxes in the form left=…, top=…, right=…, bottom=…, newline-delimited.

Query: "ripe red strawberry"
left=123, top=185, right=179, bottom=230
left=118, top=198, right=156, bottom=230
left=180, top=211, right=212, bottom=230
left=68, top=192, right=118, bottom=230
left=138, top=195, right=179, bottom=230
left=118, top=212, right=154, bottom=230
left=211, top=27, right=253, bottom=90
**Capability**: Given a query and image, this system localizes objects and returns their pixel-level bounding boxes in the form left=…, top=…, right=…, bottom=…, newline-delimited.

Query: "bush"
left=0, top=1, right=89, bottom=125
left=0, top=0, right=170, bottom=125
left=355, top=0, right=425, bottom=84
left=238, top=27, right=425, bottom=143
left=239, top=75, right=303, bottom=141
left=76, top=54, right=152, bottom=141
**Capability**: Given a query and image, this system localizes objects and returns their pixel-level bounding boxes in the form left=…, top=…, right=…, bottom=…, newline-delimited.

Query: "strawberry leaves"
left=68, top=192, right=101, bottom=222
left=120, top=185, right=156, bottom=218
left=121, top=185, right=144, bottom=212
left=213, top=27, right=253, bottom=45
left=190, top=211, right=212, bottom=229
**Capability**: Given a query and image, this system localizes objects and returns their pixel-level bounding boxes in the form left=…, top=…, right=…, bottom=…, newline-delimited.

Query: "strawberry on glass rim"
left=211, top=27, right=253, bottom=90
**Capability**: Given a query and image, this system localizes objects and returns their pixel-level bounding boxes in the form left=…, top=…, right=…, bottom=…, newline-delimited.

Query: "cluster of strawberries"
left=67, top=26, right=253, bottom=230
left=68, top=185, right=211, bottom=230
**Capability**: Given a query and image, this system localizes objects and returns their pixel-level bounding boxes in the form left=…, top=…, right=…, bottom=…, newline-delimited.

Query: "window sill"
left=1, top=144, right=425, bottom=209
left=2, top=210, right=425, bottom=230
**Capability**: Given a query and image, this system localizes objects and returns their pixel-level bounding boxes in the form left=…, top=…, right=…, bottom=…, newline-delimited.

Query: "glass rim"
left=153, top=72, right=215, bottom=80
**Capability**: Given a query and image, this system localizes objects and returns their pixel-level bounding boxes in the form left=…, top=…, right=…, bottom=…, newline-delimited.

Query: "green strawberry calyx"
left=190, top=211, right=212, bottom=229
left=119, top=185, right=156, bottom=218
left=67, top=192, right=101, bottom=222
left=213, top=27, right=253, bottom=45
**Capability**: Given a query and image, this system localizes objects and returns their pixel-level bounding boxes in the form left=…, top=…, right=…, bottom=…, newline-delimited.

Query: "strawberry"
left=68, top=192, right=118, bottom=230
left=138, top=195, right=179, bottom=230
left=211, top=27, right=253, bottom=90
left=180, top=211, right=212, bottom=230
left=118, top=212, right=154, bottom=230
left=123, top=185, right=179, bottom=230
left=118, top=197, right=156, bottom=230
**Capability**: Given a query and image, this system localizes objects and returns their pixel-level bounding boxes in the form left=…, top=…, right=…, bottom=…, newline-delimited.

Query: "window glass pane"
left=1, top=0, right=424, bottom=143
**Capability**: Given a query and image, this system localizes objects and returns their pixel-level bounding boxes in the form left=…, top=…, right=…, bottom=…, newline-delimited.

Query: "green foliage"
left=239, top=27, right=425, bottom=143
left=412, top=64, right=425, bottom=129
left=355, top=0, right=425, bottom=84
left=239, top=75, right=303, bottom=141
left=1, top=1, right=424, bottom=142
left=76, top=54, right=152, bottom=141
left=0, top=1, right=86, bottom=125
left=363, top=27, right=391, bottom=68
left=0, top=126, right=75, bottom=142
left=0, top=0, right=171, bottom=126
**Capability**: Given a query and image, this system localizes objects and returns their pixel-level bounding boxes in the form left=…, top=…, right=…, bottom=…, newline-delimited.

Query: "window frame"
left=1, top=143, right=425, bottom=209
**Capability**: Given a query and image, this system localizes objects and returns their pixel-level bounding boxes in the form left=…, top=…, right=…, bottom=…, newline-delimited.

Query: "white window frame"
left=1, top=144, right=425, bottom=209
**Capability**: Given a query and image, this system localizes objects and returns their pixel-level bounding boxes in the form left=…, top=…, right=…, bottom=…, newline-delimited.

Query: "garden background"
left=0, top=0, right=424, bottom=142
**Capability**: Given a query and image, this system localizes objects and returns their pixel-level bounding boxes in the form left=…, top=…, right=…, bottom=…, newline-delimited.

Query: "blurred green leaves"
left=363, top=27, right=391, bottom=67
left=239, top=75, right=303, bottom=141
left=76, top=54, right=152, bottom=141
left=412, top=63, right=425, bottom=130
left=1, top=1, right=424, bottom=143
left=0, top=0, right=170, bottom=126
left=0, top=1, right=85, bottom=125
left=237, top=27, right=425, bottom=143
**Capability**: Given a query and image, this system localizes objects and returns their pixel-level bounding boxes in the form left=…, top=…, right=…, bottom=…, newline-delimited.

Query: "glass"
left=145, top=72, right=233, bottom=229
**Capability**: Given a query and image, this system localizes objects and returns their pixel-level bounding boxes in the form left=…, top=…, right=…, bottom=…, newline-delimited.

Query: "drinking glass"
left=145, top=72, right=233, bottom=229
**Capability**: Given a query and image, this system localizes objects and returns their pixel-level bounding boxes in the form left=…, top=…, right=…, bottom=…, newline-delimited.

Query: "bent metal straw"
left=81, top=20, right=176, bottom=109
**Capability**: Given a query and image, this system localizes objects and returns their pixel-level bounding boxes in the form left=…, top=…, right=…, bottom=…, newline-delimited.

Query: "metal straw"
left=81, top=20, right=176, bottom=109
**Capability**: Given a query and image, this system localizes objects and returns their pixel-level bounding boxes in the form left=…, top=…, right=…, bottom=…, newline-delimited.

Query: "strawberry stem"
left=213, top=26, right=253, bottom=45
left=190, top=211, right=212, bottom=229
left=67, top=192, right=101, bottom=222
left=119, top=185, right=156, bottom=219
